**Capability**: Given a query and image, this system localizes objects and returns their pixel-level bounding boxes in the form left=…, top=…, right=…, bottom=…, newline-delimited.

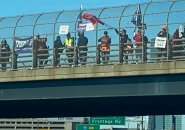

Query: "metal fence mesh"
left=0, top=0, right=185, bottom=70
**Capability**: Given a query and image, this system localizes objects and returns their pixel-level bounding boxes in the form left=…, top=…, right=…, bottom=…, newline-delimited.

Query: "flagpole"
left=80, top=3, right=83, bottom=10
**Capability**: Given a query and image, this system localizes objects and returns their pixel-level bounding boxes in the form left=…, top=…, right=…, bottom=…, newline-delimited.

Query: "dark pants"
left=66, top=49, right=74, bottom=66
left=79, top=49, right=87, bottom=65
left=0, top=58, right=9, bottom=70
left=172, top=45, right=184, bottom=58
left=56, top=54, right=60, bottom=66
left=101, top=51, right=110, bottom=64
left=157, top=48, right=167, bottom=58
left=38, top=55, right=48, bottom=66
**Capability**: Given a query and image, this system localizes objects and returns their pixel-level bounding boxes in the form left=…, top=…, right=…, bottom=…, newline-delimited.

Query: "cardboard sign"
left=154, top=37, right=167, bottom=48
left=59, top=25, right=69, bottom=34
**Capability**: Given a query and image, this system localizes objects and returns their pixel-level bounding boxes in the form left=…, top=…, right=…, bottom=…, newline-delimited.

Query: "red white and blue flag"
left=131, top=5, right=146, bottom=29
left=81, top=13, right=104, bottom=26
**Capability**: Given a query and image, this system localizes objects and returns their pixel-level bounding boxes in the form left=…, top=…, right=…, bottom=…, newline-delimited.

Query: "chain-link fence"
left=0, top=0, right=185, bottom=71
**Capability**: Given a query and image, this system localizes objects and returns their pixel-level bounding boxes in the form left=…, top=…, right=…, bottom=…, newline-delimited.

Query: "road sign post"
left=90, top=116, right=125, bottom=125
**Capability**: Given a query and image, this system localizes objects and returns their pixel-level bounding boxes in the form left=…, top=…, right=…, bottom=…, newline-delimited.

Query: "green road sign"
left=90, top=116, right=125, bottom=125
left=76, top=124, right=100, bottom=130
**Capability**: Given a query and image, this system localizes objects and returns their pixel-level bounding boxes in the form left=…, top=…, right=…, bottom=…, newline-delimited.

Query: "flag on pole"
left=77, top=4, right=84, bottom=33
left=131, top=4, right=146, bottom=30
left=81, top=13, right=104, bottom=26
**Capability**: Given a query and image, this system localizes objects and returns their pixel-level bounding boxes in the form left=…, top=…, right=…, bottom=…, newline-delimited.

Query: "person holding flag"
left=115, top=28, right=132, bottom=63
left=131, top=5, right=148, bottom=62
left=131, top=4, right=146, bottom=30
left=98, top=31, right=111, bottom=64
left=133, top=29, right=143, bottom=61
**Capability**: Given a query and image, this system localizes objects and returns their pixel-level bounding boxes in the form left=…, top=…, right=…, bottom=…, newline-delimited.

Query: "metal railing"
left=0, top=0, right=185, bottom=71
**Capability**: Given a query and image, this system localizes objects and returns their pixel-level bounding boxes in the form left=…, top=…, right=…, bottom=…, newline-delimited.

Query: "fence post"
left=96, top=45, right=101, bottom=64
left=168, top=40, right=172, bottom=61
left=32, top=49, right=37, bottom=69
left=53, top=48, right=57, bottom=68
left=74, top=46, right=78, bottom=66
left=143, top=38, right=148, bottom=62
left=119, top=43, right=123, bottom=63
left=12, top=51, right=17, bottom=70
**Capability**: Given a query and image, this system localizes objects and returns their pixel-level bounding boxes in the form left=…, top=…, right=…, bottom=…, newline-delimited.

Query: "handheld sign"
left=154, top=37, right=167, bottom=48
left=59, top=25, right=69, bottom=34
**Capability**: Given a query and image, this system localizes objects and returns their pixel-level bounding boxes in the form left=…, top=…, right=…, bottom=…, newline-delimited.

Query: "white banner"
left=59, top=25, right=69, bottom=34
left=78, top=23, right=87, bottom=32
left=154, top=37, right=167, bottom=48
left=86, top=23, right=94, bottom=31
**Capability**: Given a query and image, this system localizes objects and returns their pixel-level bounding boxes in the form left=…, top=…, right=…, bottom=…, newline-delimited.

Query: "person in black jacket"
left=115, top=28, right=131, bottom=63
left=0, top=39, right=11, bottom=70
left=98, top=31, right=111, bottom=64
left=33, top=34, right=48, bottom=66
left=77, top=32, right=88, bottom=65
left=54, top=36, right=64, bottom=66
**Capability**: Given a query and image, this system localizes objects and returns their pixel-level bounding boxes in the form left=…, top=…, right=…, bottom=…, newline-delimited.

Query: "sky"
left=0, top=0, right=154, bottom=17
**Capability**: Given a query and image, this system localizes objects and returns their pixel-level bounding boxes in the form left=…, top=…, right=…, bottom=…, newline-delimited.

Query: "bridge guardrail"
left=0, top=0, right=185, bottom=71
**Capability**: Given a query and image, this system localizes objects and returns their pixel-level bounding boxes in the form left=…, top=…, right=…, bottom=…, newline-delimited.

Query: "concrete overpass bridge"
left=1, top=61, right=185, bottom=118
left=0, top=0, right=185, bottom=118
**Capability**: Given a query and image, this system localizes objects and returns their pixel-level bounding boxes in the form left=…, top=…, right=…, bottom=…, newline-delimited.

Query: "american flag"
left=81, top=13, right=104, bottom=26
left=131, top=5, right=146, bottom=29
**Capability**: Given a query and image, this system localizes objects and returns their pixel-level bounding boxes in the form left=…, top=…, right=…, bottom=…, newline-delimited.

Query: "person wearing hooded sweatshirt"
left=54, top=35, right=64, bottom=66
left=115, top=28, right=132, bottom=63
left=0, top=39, right=11, bottom=70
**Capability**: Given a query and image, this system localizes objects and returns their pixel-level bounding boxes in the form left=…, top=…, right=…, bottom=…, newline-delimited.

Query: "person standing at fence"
left=125, top=38, right=134, bottom=63
left=115, top=28, right=130, bottom=63
left=77, top=32, right=88, bottom=66
left=54, top=36, right=63, bottom=66
left=172, top=29, right=184, bottom=58
left=64, top=33, right=74, bottom=66
left=0, top=39, right=11, bottom=70
left=133, top=29, right=143, bottom=62
left=156, top=25, right=170, bottom=59
left=34, top=34, right=48, bottom=67
left=98, top=31, right=111, bottom=64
